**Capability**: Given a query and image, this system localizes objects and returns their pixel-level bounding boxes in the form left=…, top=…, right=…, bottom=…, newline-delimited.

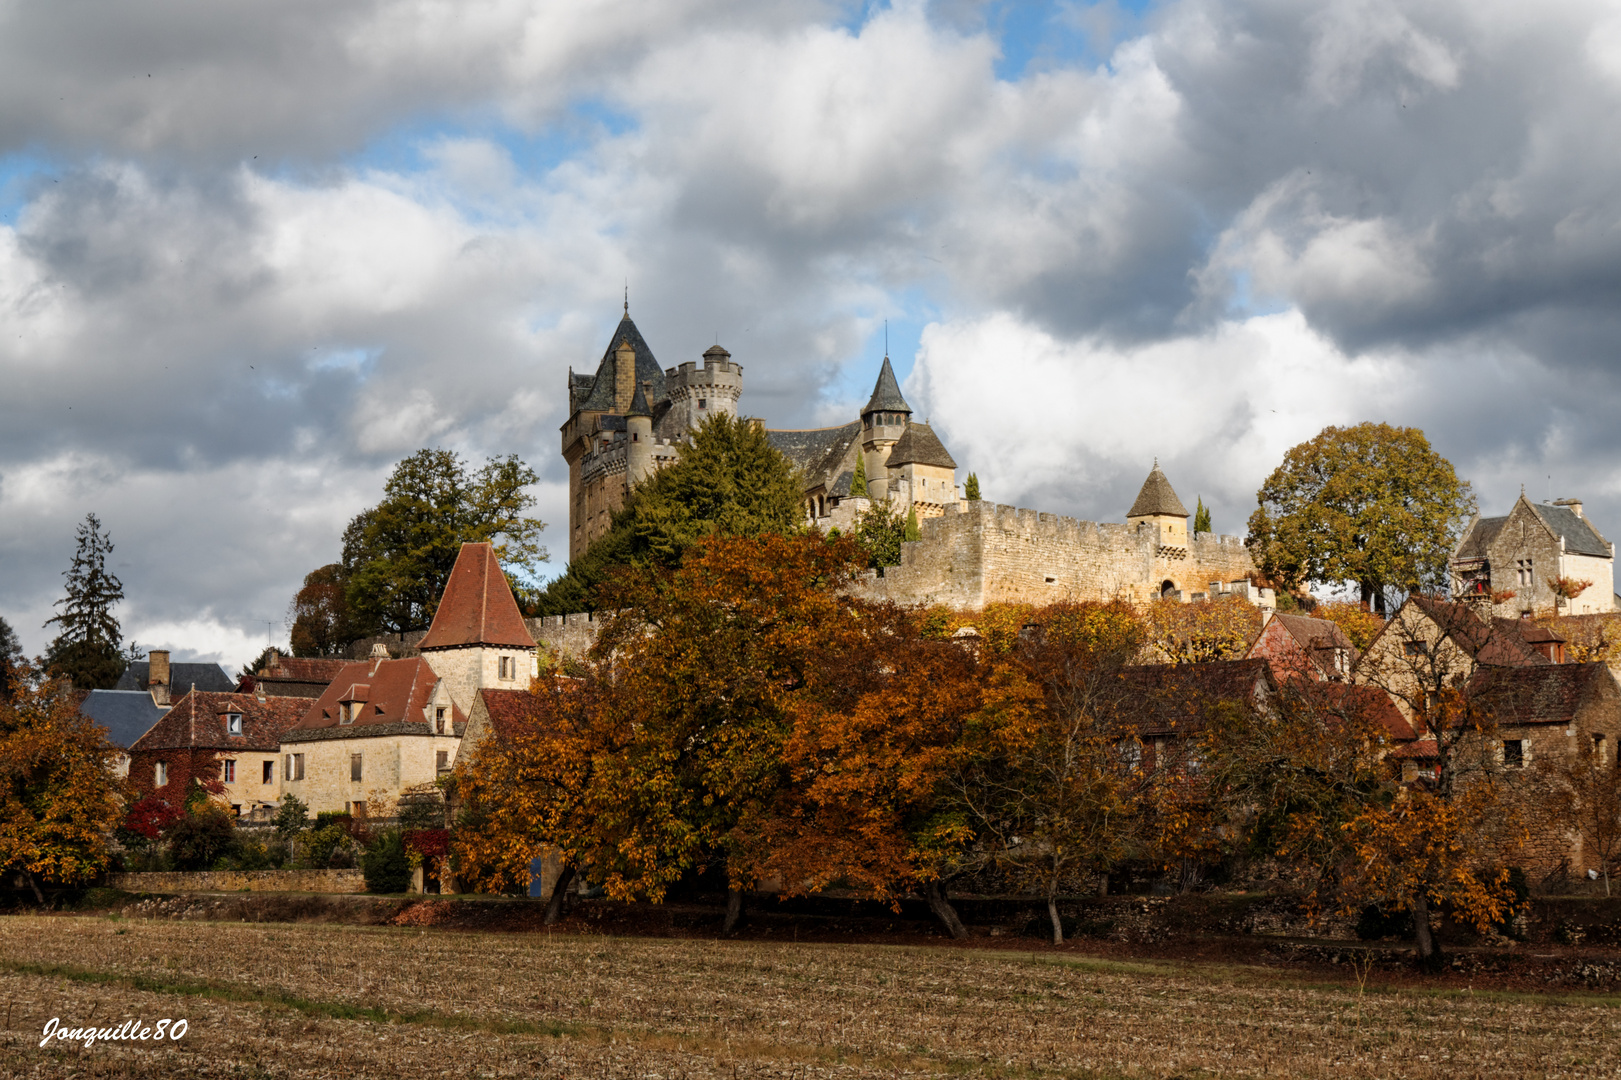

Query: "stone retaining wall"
left=110, top=869, right=366, bottom=894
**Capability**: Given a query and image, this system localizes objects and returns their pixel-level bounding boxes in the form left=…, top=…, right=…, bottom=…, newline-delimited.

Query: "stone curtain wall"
left=851, top=501, right=1258, bottom=609
left=110, top=869, right=366, bottom=893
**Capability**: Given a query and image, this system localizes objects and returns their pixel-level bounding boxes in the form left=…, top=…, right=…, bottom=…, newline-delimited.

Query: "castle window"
left=698, top=398, right=707, bottom=410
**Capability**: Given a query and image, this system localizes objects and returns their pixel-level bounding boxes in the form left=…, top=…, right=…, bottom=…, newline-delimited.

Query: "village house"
left=126, top=688, right=307, bottom=817
left=1244, top=611, right=1358, bottom=682
left=78, top=689, right=167, bottom=778
left=1120, top=658, right=1276, bottom=771
left=1451, top=493, right=1618, bottom=618
left=278, top=541, right=538, bottom=816
left=115, top=649, right=233, bottom=706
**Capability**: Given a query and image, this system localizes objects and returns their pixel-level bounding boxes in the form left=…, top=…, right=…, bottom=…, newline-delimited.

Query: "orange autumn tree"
left=1140, top=594, right=1263, bottom=663
left=945, top=601, right=1147, bottom=944
left=0, top=661, right=124, bottom=901
left=584, top=530, right=869, bottom=929
left=738, top=601, right=982, bottom=937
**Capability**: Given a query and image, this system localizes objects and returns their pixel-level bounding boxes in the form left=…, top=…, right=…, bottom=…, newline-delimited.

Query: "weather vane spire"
left=624, top=281, right=628, bottom=316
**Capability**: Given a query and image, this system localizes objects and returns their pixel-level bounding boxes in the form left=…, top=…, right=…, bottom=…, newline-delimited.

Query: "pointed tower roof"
left=417, top=543, right=537, bottom=651
left=627, top=380, right=651, bottom=418
left=862, top=356, right=911, bottom=415
left=1127, top=461, right=1189, bottom=518
left=572, top=312, right=666, bottom=413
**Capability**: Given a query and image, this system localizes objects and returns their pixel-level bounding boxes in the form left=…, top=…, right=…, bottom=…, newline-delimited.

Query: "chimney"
left=149, top=649, right=171, bottom=707
left=370, top=642, right=389, bottom=676
left=614, top=339, right=638, bottom=413
left=1553, top=497, right=1584, bottom=519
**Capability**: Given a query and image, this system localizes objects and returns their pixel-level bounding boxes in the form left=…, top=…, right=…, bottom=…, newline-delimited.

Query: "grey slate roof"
left=1531, top=503, right=1612, bottom=557
left=116, top=661, right=235, bottom=694
left=767, top=422, right=862, bottom=490
left=79, top=689, right=166, bottom=750
left=1127, top=463, right=1189, bottom=518
left=570, top=314, right=667, bottom=413
left=1454, top=515, right=1508, bottom=560
left=626, top=379, right=651, bottom=417
left=886, top=422, right=957, bottom=469
left=862, top=357, right=911, bottom=415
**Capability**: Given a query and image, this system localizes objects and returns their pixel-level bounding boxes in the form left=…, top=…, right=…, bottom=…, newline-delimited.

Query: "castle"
left=560, top=308, right=1267, bottom=610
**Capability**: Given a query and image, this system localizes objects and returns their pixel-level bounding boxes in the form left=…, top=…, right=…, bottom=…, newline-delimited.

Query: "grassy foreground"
left=0, top=915, right=1614, bottom=1078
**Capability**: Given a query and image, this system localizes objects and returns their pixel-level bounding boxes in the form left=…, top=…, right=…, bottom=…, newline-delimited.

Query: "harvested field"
left=0, top=915, right=1616, bottom=1078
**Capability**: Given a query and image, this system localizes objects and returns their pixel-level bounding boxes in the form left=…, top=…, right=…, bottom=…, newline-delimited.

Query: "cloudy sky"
left=3, top=0, right=1620, bottom=669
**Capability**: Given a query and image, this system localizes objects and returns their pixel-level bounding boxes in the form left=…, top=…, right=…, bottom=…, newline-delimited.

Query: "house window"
left=435, top=707, right=447, bottom=735
left=350, top=753, right=363, bottom=782
left=1503, top=739, right=1525, bottom=768
left=437, top=750, right=449, bottom=772
left=262, top=760, right=274, bottom=784
left=339, top=702, right=354, bottom=725
left=499, top=656, right=514, bottom=680
left=1403, top=641, right=1429, bottom=657
left=285, top=753, right=304, bottom=781
left=223, top=760, right=236, bottom=783
left=1594, top=734, right=1608, bottom=768
left=226, top=712, right=243, bottom=735
left=155, top=761, right=168, bottom=787
left=1517, top=559, right=1534, bottom=586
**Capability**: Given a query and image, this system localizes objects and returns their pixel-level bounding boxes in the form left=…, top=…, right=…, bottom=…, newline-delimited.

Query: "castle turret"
left=859, top=356, right=911, bottom=499
left=418, top=543, right=537, bottom=715
left=663, top=344, right=743, bottom=436
left=626, top=380, right=654, bottom=485
left=1126, top=460, right=1190, bottom=550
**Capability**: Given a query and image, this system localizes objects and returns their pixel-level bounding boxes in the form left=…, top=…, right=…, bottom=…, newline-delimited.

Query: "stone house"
left=1244, top=612, right=1358, bottom=682
left=279, top=541, right=538, bottom=816
left=1120, top=658, right=1276, bottom=771
left=1459, top=662, right=1621, bottom=874
left=245, top=655, right=353, bottom=698
left=1355, top=595, right=1556, bottom=725
left=1451, top=493, right=1617, bottom=618
left=127, top=689, right=307, bottom=817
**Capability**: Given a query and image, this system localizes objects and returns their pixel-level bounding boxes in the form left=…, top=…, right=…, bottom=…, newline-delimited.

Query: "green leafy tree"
left=273, top=793, right=309, bottom=839
left=853, top=499, right=906, bottom=570
left=1193, top=497, right=1212, bottom=535
left=287, top=564, right=358, bottom=657
left=363, top=829, right=411, bottom=893
left=904, top=504, right=921, bottom=542
left=534, top=414, right=803, bottom=613
left=964, top=472, right=981, bottom=501
left=43, top=513, right=127, bottom=690
left=851, top=452, right=868, bottom=500
left=1246, top=423, right=1475, bottom=612
left=342, top=450, right=546, bottom=634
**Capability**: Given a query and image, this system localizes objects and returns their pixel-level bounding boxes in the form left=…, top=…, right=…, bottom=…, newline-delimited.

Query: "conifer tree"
left=964, top=472, right=981, bottom=501
left=851, top=452, right=868, bottom=499
left=1193, top=496, right=1212, bottom=536
left=905, top=504, right=921, bottom=542
left=43, top=514, right=127, bottom=690
left=0, top=616, right=23, bottom=702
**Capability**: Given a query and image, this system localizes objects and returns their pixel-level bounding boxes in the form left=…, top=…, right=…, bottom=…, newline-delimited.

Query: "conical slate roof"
left=626, top=379, right=651, bottom=417
left=418, top=543, right=537, bottom=651
left=885, top=422, right=957, bottom=469
left=572, top=313, right=666, bottom=413
left=1127, top=462, right=1189, bottom=518
left=862, top=356, right=911, bottom=415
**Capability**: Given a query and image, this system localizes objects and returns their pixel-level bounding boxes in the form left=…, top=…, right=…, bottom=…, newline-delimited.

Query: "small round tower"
left=663, top=345, right=743, bottom=434
left=626, top=381, right=654, bottom=485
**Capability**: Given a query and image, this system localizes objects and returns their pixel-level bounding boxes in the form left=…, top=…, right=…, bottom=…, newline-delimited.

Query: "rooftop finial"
left=623, top=281, right=628, bottom=316
left=884, top=319, right=888, bottom=358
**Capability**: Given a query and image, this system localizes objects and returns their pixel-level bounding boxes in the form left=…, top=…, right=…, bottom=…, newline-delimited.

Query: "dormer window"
left=435, top=706, right=447, bottom=735
left=226, top=712, right=243, bottom=735
left=339, top=702, right=355, bottom=725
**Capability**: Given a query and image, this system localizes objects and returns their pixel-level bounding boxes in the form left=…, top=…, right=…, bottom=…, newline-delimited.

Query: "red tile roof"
left=476, top=687, right=559, bottom=742
left=129, top=691, right=308, bottom=753
left=417, top=543, right=536, bottom=651
left=260, top=656, right=353, bottom=681
left=1120, top=659, right=1274, bottom=735
left=289, top=656, right=465, bottom=735
left=1407, top=596, right=1552, bottom=667
left=1463, top=662, right=1613, bottom=727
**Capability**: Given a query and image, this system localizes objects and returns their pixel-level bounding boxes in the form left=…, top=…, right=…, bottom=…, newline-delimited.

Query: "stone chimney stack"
left=148, top=649, right=171, bottom=707
left=1554, top=497, right=1585, bottom=519
left=614, top=339, right=638, bottom=413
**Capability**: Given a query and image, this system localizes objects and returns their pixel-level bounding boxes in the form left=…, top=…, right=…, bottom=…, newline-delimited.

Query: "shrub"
left=314, top=811, right=352, bottom=832
left=165, top=807, right=238, bottom=871
left=301, top=824, right=352, bottom=869
left=363, top=830, right=411, bottom=894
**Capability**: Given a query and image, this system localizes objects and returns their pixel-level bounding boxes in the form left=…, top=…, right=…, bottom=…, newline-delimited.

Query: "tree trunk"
left=543, top=863, right=576, bottom=926
left=1047, top=896, right=1064, bottom=945
left=924, top=879, right=969, bottom=940
left=24, top=871, right=44, bottom=906
left=1412, top=894, right=1441, bottom=969
left=723, top=888, right=745, bottom=934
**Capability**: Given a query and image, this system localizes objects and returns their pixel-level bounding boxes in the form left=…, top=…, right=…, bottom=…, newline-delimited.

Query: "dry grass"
left=0, top=915, right=1615, bottom=1078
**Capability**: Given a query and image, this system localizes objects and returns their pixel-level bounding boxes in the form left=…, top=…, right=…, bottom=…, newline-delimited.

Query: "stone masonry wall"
left=851, top=501, right=1258, bottom=610
left=528, top=613, right=605, bottom=660
left=110, top=869, right=366, bottom=894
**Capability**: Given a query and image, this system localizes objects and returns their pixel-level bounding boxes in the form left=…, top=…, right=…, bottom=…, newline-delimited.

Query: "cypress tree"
left=0, top=615, right=22, bottom=701
left=1193, top=497, right=1212, bottom=536
left=851, top=453, right=868, bottom=499
left=905, top=504, right=921, bottom=542
left=44, top=513, right=127, bottom=690
left=964, top=472, right=981, bottom=501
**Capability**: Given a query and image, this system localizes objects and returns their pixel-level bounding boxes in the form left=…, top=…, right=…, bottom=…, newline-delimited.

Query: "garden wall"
left=110, top=869, right=366, bottom=894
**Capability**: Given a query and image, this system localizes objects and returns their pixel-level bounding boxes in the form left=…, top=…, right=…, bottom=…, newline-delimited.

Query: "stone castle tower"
left=561, top=305, right=743, bottom=560
left=417, top=542, right=538, bottom=715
